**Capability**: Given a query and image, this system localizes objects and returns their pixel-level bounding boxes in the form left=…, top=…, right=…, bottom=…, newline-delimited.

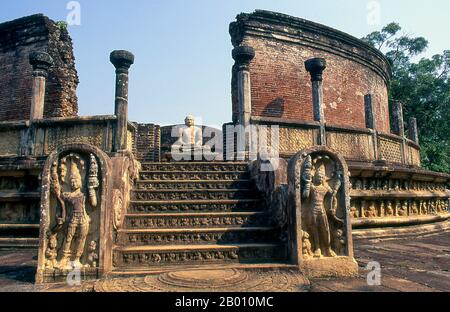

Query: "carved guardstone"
left=287, top=146, right=357, bottom=278
left=36, top=144, right=113, bottom=283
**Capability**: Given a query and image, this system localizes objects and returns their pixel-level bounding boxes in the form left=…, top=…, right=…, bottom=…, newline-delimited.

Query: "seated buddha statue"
left=172, top=115, right=203, bottom=156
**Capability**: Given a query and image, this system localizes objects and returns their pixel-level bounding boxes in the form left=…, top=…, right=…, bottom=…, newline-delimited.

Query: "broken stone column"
left=305, top=58, right=327, bottom=145
left=29, top=52, right=53, bottom=121
left=110, top=50, right=135, bottom=152
left=408, top=117, right=419, bottom=144
left=232, top=45, right=255, bottom=127
left=391, top=101, right=405, bottom=137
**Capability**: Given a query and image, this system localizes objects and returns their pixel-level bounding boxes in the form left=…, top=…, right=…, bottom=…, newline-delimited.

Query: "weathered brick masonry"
left=134, top=123, right=161, bottom=162
left=230, top=10, right=391, bottom=133
left=0, top=14, right=78, bottom=121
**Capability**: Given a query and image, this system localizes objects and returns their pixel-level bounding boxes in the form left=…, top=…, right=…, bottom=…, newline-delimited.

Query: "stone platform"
left=93, top=268, right=309, bottom=292
left=0, top=227, right=449, bottom=292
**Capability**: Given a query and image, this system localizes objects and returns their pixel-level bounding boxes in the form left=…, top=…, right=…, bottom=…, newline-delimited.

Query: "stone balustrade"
left=0, top=116, right=137, bottom=157
left=247, top=116, right=421, bottom=167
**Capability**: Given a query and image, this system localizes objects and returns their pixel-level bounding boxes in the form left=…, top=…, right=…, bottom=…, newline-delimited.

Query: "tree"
left=362, top=23, right=450, bottom=173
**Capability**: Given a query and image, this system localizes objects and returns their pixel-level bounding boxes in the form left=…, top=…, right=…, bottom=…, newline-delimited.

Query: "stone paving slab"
left=0, top=231, right=448, bottom=292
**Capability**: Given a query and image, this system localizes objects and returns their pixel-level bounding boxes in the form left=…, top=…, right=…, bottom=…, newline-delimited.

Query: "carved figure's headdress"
left=70, top=161, right=82, bottom=182
left=314, top=163, right=326, bottom=178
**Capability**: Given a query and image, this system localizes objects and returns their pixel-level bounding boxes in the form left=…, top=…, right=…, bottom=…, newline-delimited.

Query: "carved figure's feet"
left=44, top=260, right=55, bottom=270
left=303, top=251, right=312, bottom=259
left=58, top=257, right=72, bottom=270
left=72, top=258, right=82, bottom=269
left=326, top=249, right=337, bottom=257
left=313, top=249, right=322, bottom=258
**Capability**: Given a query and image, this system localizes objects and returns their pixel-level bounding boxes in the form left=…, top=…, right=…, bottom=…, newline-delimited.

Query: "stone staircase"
left=112, top=162, right=287, bottom=272
left=0, top=158, right=43, bottom=248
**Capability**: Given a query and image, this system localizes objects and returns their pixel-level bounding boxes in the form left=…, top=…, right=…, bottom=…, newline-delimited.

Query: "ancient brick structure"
left=0, top=11, right=448, bottom=284
left=134, top=123, right=161, bottom=162
left=230, top=10, right=390, bottom=133
left=0, top=14, right=78, bottom=121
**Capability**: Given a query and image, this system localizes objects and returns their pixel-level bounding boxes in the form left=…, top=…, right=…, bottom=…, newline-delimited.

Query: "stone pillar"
left=364, top=94, right=375, bottom=130
left=391, top=101, right=408, bottom=163
left=408, top=117, right=419, bottom=144
left=391, top=101, right=405, bottom=137
left=29, top=52, right=53, bottom=121
left=232, top=45, right=255, bottom=127
left=364, top=94, right=378, bottom=160
left=305, top=58, right=327, bottom=145
left=110, top=50, right=135, bottom=152
left=21, top=52, right=53, bottom=157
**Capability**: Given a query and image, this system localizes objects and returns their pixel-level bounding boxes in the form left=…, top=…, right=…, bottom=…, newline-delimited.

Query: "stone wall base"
left=353, top=220, right=450, bottom=241
left=300, top=257, right=359, bottom=278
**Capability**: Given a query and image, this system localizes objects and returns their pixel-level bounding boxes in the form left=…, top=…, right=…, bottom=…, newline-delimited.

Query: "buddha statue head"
left=185, top=115, right=195, bottom=127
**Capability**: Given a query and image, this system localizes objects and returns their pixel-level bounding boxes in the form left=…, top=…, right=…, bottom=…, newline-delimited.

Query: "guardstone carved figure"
left=49, top=153, right=99, bottom=269
left=301, top=230, right=314, bottom=259
left=44, top=233, right=58, bottom=269
left=86, top=240, right=99, bottom=268
left=301, top=155, right=343, bottom=258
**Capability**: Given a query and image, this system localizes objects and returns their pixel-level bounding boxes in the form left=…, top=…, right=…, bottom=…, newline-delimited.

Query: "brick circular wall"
left=230, top=10, right=392, bottom=133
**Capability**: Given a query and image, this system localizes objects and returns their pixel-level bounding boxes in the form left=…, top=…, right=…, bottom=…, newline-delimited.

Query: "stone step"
left=116, top=227, right=280, bottom=246
left=139, top=171, right=249, bottom=181
left=0, top=237, right=39, bottom=248
left=110, top=262, right=297, bottom=276
left=129, top=199, right=264, bottom=213
left=0, top=191, right=40, bottom=201
left=134, top=179, right=252, bottom=190
left=124, top=212, right=268, bottom=229
left=0, top=223, right=40, bottom=230
left=140, top=162, right=248, bottom=172
left=113, top=243, right=287, bottom=267
left=0, top=224, right=40, bottom=239
left=131, top=189, right=257, bottom=201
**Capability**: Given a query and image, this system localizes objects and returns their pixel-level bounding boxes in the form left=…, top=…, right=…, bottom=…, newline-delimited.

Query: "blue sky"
left=2, top=0, right=449, bottom=128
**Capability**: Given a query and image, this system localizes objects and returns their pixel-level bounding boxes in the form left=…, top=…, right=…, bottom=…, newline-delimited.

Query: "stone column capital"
left=29, top=51, right=53, bottom=77
left=305, top=58, right=327, bottom=82
left=232, top=45, right=255, bottom=71
left=110, top=50, right=135, bottom=73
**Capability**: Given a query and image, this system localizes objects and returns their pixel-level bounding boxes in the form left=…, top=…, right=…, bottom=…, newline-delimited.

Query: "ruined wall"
left=0, top=14, right=78, bottom=121
left=230, top=10, right=391, bottom=133
left=134, top=123, right=161, bottom=162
